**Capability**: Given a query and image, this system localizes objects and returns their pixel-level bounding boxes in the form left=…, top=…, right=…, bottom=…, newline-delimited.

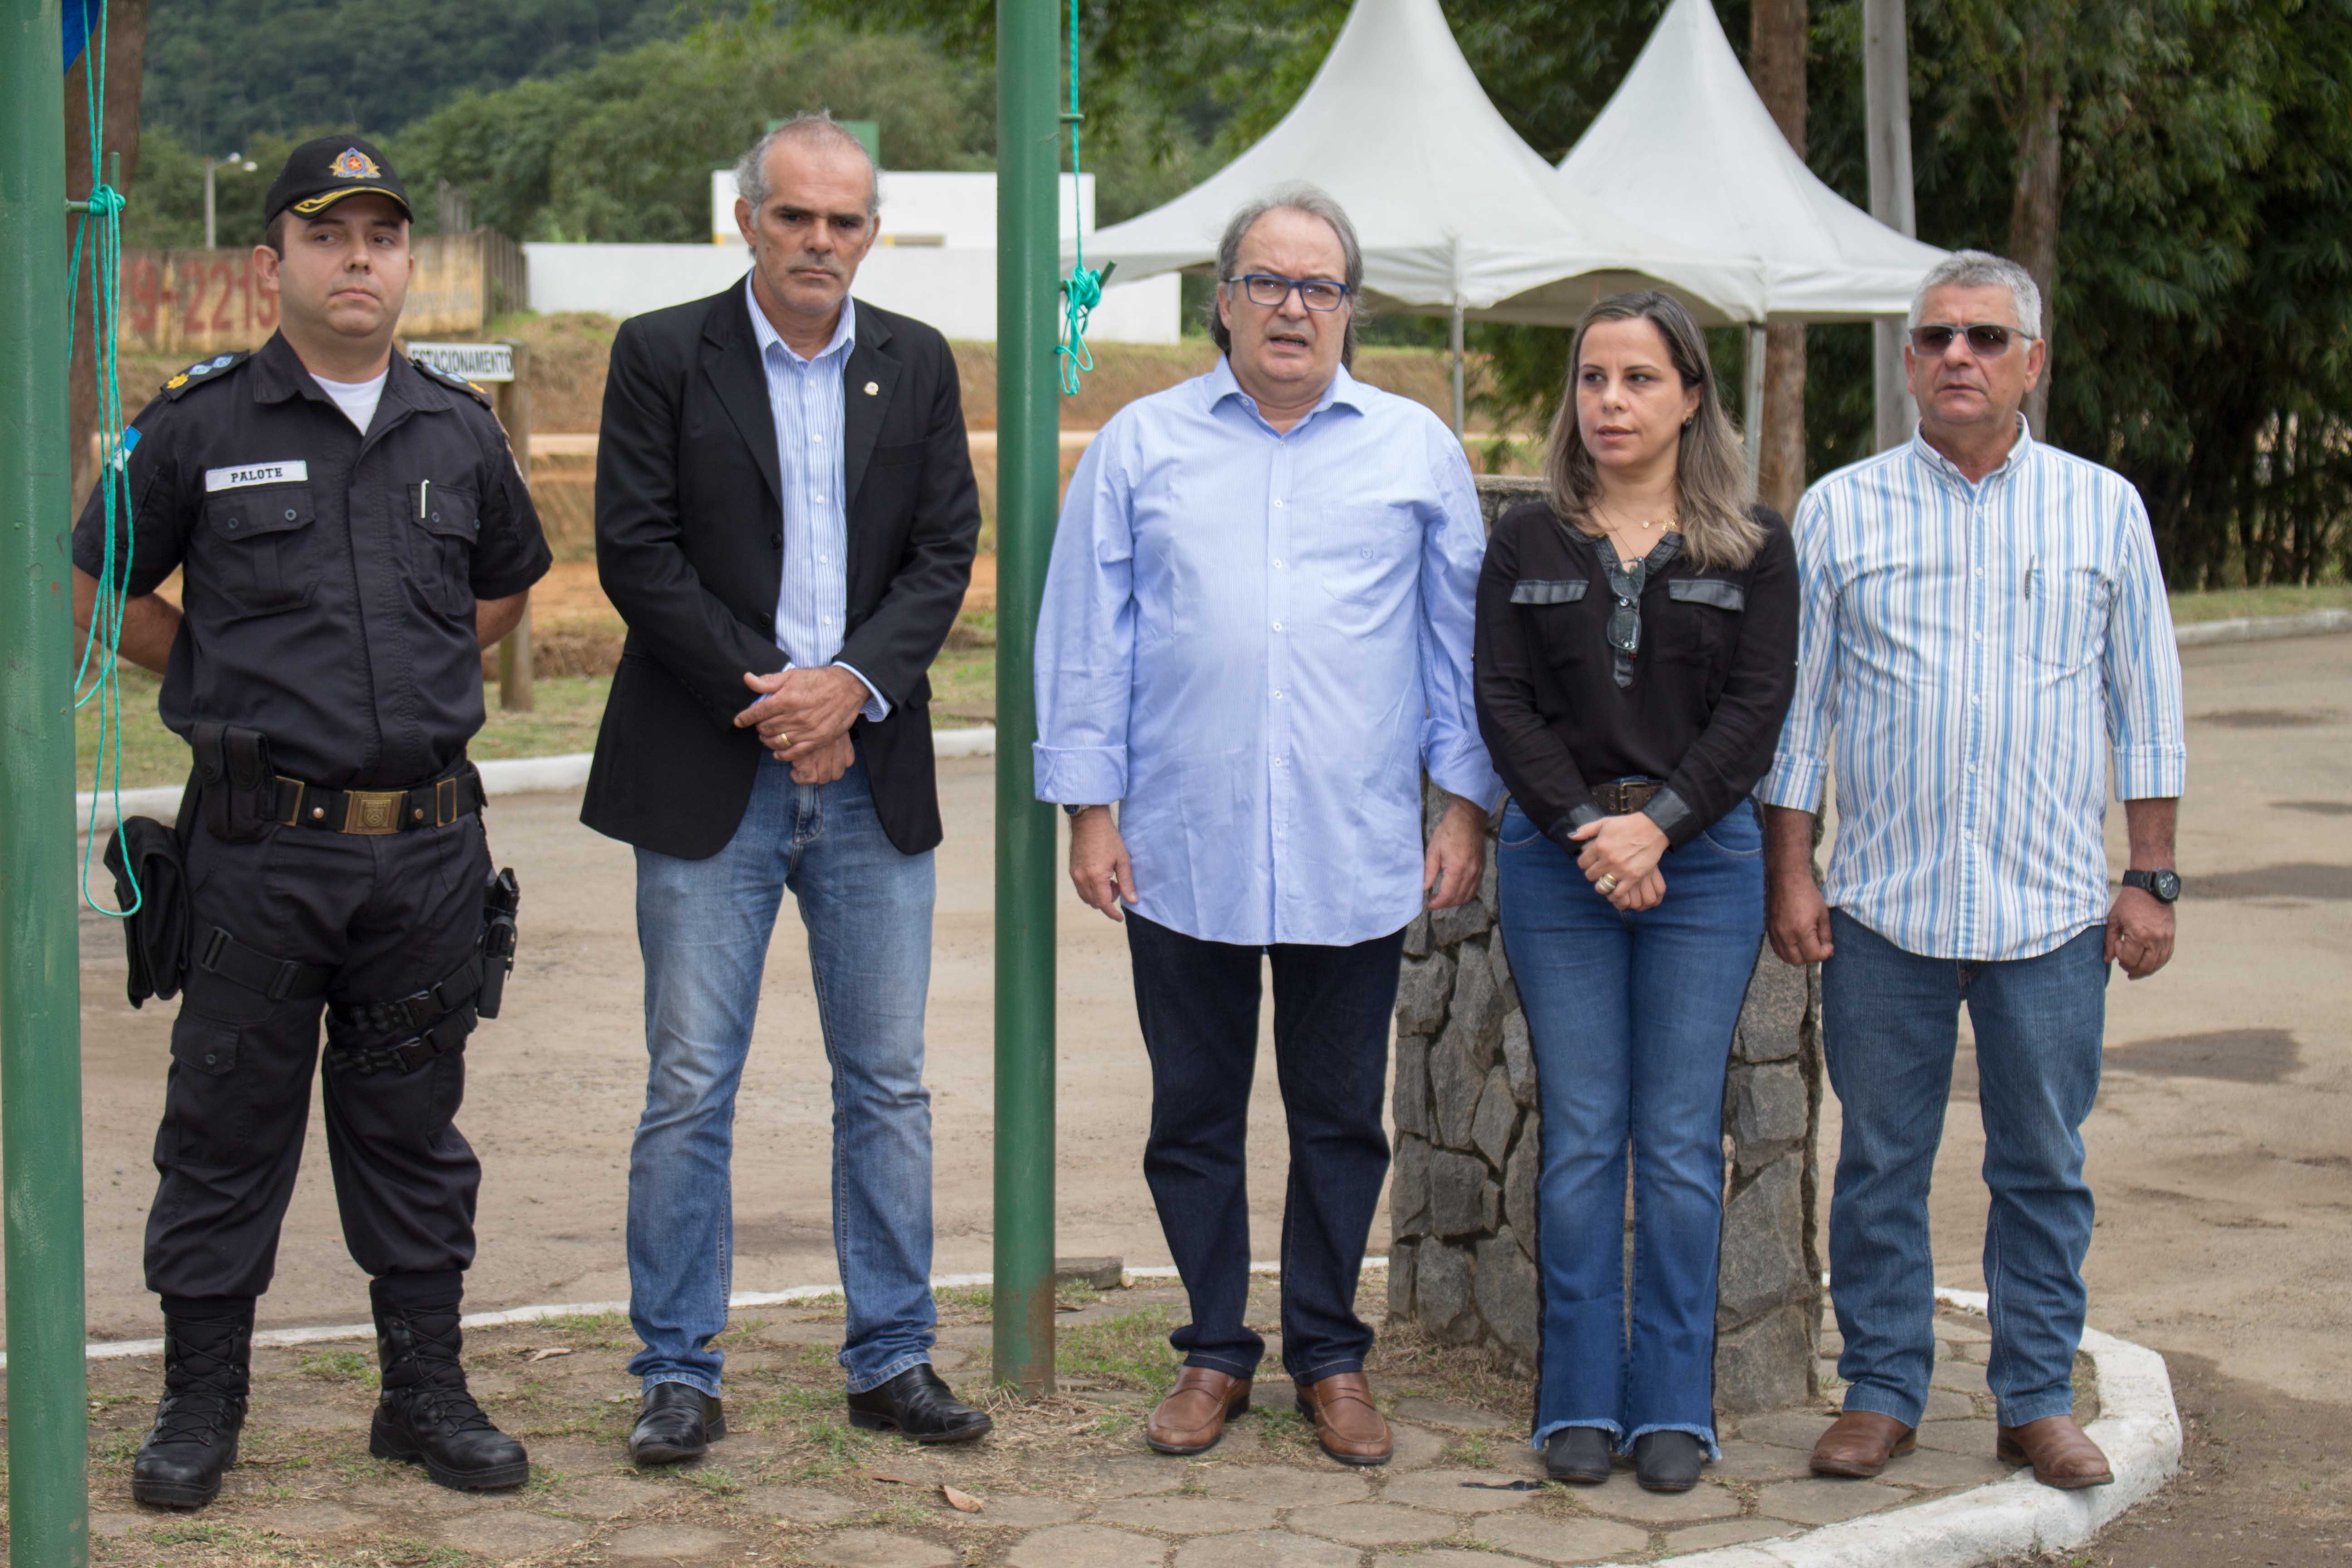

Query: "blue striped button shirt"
left=1033, top=358, right=1500, bottom=947
left=1758, top=419, right=2187, bottom=962
left=744, top=277, right=886, bottom=720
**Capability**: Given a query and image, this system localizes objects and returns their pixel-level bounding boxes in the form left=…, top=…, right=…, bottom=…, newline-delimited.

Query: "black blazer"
left=581, top=284, right=981, bottom=859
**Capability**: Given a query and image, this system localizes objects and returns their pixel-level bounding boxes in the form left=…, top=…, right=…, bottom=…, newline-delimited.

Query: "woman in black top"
left=1477, top=292, right=1798, bottom=1492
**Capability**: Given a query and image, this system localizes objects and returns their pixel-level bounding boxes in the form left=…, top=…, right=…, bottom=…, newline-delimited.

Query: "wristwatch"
left=2121, top=868, right=2181, bottom=903
left=1062, top=803, right=1104, bottom=817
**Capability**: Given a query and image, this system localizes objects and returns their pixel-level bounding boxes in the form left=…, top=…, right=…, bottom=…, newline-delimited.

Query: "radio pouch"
left=189, top=722, right=278, bottom=843
left=104, top=816, right=194, bottom=1009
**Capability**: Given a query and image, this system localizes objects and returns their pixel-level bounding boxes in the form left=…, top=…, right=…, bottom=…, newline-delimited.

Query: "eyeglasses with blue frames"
left=1909, top=322, right=2035, bottom=357
left=1224, top=274, right=1352, bottom=311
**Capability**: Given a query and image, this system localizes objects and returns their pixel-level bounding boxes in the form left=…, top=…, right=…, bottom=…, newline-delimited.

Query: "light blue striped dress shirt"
left=1759, top=419, right=2187, bottom=962
left=1033, top=358, right=1501, bottom=948
left=744, top=277, right=886, bottom=721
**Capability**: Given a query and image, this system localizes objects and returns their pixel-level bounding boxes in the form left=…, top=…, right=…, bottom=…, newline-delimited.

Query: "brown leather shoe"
left=1144, top=1367, right=1251, bottom=1456
left=1809, top=1410, right=1916, bottom=1478
left=1996, top=1415, right=2112, bottom=1489
left=1296, top=1371, right=1392, bottom=1466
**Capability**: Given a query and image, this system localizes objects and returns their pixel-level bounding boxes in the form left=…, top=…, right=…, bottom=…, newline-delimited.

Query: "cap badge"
left=329, top=147, right=381, bottom=180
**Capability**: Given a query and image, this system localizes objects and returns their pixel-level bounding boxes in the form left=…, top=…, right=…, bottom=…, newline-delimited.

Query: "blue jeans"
left=1498, top=796, right=1765, bottom=1458
left=1821, top=911, right=2107, bottom=1429
left=626, top=754, right=937, bottom=1396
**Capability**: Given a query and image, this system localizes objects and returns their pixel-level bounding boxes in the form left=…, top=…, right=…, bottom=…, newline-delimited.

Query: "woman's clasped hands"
left=1569, top=813, right=1669, bottom=911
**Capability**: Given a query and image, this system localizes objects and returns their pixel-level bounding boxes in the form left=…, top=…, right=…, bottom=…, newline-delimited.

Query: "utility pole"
left=4, top=0, right=95, bottom=1561
left=204, top=154, right=216, bottom=248
left=1863, top=0, right=1918, bottom=451
left=992, top=0, right=1059, bottom=1396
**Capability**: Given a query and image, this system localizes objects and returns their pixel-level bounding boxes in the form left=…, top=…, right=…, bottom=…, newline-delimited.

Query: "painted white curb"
left=24, top=1258, right=1309, bottom=1370
left=1644, top=1287, right=2180, bottom=1568
left=2174, top=606, right=2352, bottom=646
left=74, top=726, right=1000, bottom=836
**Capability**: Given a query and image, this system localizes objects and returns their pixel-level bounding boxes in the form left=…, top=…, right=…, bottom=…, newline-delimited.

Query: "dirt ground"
left=41, top=632, right=2352, bottom=1563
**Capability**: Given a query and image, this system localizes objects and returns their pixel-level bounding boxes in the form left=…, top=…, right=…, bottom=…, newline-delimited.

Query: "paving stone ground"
left=26, top=1276, right=2098, bottom=1565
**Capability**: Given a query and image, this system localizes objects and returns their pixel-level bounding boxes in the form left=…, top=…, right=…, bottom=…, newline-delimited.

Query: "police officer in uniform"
left=70, top=137, right=551, bottom=1509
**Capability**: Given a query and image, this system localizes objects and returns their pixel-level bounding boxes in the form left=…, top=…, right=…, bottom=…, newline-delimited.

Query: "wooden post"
left=495, top=341, right=533, bottom=712
left=1864, top=0, right=1920, bottom=452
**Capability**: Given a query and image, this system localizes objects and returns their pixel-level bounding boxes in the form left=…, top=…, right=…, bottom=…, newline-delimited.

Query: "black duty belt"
left=1590, top=778, right=1663, bottom=816
left=274, top=768, right=482, bottom=835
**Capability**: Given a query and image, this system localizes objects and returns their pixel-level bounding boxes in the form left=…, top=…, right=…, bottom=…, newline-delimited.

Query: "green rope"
left=1055, top=0, right=1108, bottom=396
left=65, top=0, right=141, bottom=918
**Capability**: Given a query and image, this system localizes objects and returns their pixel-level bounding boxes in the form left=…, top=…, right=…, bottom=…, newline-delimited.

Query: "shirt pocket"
left=2022, top=561, right=2111, bottom=674
left=1659, top=575, right=1747, bottom=666
left=1311, top=501, right=1417, bottom=634
left=196, top=483, right=320, bottom=620
left=1509, top=576, right=1595, bottom=677
left=408, top=484, right=480, bottom=619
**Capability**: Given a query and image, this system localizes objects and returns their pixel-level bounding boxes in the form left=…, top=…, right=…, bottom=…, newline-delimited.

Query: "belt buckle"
left=341, top=788, right=406, bottom=835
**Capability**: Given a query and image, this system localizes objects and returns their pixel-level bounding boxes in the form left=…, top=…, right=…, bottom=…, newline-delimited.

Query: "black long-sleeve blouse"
left=1473, top=499, right=1799, bottom=849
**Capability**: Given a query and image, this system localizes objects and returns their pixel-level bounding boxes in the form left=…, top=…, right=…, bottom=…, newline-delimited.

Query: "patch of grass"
left=680, top=1463, right=745, bottom=1496
left=2168, top=581, right=2352, bottom=623
left=299, top=1349, right=380, bottom=1391
left=1442, top=1432, right=1494, bottom=1468
left=1054, top=1304, right=1182, bottom=1392
left=529, top=1310, right=634, bottom=1348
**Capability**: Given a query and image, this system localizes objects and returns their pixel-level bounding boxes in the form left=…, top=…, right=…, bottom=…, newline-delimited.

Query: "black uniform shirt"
left=1473, top=499, right=1799, bottom=848
left=73, top=333, right=552, bottom=790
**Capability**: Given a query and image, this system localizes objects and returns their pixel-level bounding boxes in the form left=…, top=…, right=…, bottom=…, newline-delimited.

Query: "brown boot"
left=1144, top=1367, right=1251, bottom=1456
left=1997, top=1415, right=2112, bottom=1489
left=1296, top=1372, right=1391, bottom=1466
left=1809, top=1410, right=1916, bottom=1478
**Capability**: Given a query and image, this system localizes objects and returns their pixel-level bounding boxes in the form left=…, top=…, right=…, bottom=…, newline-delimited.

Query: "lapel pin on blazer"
left=864, top=381, right=879, bottom=395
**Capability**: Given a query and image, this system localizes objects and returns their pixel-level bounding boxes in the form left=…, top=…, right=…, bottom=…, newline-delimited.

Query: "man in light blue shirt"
left=1760, top=251, right=2187, bottom=1491
left=1034, top=186, right=1499, bottom=1467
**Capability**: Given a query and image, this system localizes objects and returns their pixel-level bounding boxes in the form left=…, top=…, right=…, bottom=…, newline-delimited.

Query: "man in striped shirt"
left=1760, top=251, right=2187, bottom=1491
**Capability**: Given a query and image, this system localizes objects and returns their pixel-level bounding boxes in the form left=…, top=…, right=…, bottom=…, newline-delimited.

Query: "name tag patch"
left=205, top=461, right=309, bottom=493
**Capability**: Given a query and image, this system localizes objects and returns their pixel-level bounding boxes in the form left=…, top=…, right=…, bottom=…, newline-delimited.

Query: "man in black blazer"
left=583, top=113, right=986, bottom=1462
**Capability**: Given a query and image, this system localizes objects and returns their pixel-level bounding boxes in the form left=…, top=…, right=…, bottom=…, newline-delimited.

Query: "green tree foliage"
left=141, top=0, right=686, bottom=155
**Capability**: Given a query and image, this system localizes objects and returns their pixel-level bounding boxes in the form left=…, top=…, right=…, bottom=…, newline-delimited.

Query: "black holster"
left=478, top=867, right=520, bottom=1019
left=189, top=723, right=279, bottom=843
left=103, top=815, right=194, bottom=1009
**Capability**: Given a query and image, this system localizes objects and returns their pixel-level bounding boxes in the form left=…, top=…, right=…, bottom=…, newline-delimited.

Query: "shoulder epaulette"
left=159, top=350, right=252, bottom=400
left=410, top=353, right=495, bottom=408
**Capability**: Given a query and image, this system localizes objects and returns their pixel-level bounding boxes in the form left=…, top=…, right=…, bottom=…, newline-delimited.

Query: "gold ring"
left=1595, top=874, right=1621, bottom=896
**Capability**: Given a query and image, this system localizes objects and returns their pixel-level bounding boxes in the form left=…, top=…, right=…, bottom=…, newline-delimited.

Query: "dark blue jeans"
left=1821, top=911, right=2107, bottom=1429
left=1123, top=911, right=1405, bottom=1382
left=1498, top=797, right=1765, bottom=1457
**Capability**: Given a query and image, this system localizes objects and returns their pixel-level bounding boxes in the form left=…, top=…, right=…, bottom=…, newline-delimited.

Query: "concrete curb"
left=73, top=725, right=1000, bottom=836
left=1648, top=1287, right=2180, bottom=1568
left=16, top=1257, right=1298, bottom=1368
left=2174, top=606, right=2352, bottom=646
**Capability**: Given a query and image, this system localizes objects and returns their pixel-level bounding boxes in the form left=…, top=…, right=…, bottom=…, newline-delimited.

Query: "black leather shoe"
left=133, top=1305, right=254, bottom=1509
left=1544, top=1425, right=1613, bottom=1485
left=628, top=1381, right=727, bottom=1465
left=846, top=1364, right=993, bottom=1444
left=369, top=1297, right=530, bottom=1490
left=1634, top=1429, right=1706, bottom=1492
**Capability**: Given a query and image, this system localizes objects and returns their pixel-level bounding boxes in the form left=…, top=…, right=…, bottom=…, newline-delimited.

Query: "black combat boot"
left=133, top=1299, right=255, bottom=1509
left=368, top=1281, right=529, bottom=1491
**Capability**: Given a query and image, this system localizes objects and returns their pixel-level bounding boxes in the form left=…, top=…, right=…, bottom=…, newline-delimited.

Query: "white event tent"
left=1073, top=0, right=1769, bottom=431
left=1554, top=0, right=1947, bottom=478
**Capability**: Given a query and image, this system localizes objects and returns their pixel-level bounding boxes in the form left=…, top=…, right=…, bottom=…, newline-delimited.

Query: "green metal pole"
left=992, top=0, right=1060, bottom=1395
left=1, top=0, right=93, bottom=1563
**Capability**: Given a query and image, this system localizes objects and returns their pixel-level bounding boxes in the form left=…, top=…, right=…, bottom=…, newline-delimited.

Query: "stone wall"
left=1384, top=475, right=1825, bottom=1414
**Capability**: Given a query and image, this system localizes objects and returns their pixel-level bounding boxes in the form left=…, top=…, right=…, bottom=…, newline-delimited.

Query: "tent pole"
left=1863, top=0, right=1919, bottom=451
left=1449, top=299, right=1466, bottom=438
left=1742, top=322, right=1768, bottom=500
left=992, top=0, right=1059, bottom=1396
left=2, top=0, right=94, bottom=1562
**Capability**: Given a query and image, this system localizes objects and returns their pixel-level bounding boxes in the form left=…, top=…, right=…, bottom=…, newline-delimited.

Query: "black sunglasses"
left=1910, top=322, right=2034, bottom=357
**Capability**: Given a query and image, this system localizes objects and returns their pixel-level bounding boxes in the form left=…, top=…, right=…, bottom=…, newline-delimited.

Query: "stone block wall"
left=1384, top=475, right=1825, bottom=1414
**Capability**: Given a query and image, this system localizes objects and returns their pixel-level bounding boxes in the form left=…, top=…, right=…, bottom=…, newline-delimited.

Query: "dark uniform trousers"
left=147, top=812, right=489, bottom=1302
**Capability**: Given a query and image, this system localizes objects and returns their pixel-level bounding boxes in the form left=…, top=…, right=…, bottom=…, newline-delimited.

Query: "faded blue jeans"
left=1821, top=911, right=2107, bottom=1430
left=1498, top=796, right=1766, bottom=1459
left=626, top=754, right=937, bottom=1397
